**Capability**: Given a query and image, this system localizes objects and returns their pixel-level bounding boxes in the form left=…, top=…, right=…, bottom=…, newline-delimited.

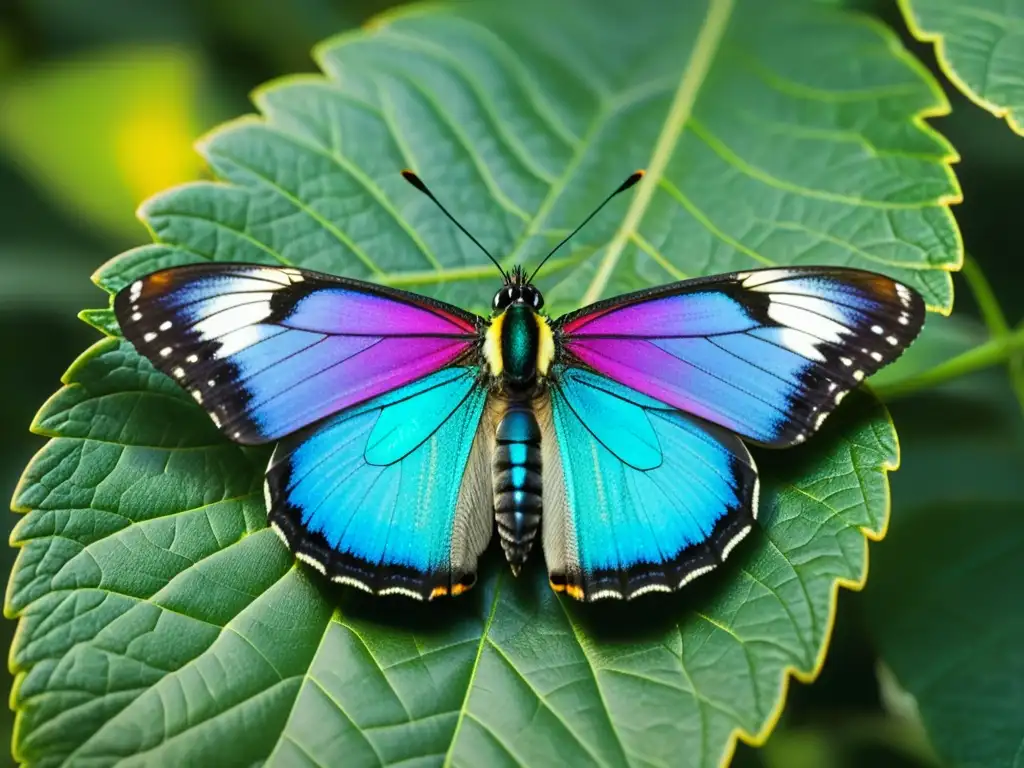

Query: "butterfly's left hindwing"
left=113, top=263, right=480, bottom=444
left=267, top=366, right=492, bottom=599
left=542, top=367, right=758, bottom=601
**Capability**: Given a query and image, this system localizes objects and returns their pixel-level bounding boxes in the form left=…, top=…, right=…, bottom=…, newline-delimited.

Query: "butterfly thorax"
left=483, top=281, right=555, bottom=393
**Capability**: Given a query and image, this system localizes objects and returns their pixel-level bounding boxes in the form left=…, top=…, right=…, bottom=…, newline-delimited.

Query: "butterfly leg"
left=493, top=400, right=543, bottom=575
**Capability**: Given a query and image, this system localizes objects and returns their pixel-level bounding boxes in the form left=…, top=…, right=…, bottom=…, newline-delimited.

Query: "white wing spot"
left=191, top=390, right=203, bottom=403
left=626, top=583, right=673, bottom=599
left=172, top=367, right=185, bottom=379
left=296, top=552, right=328, bottom=575
left=840, top=356, right=852, bottom=367
left=186, top=354, right=199, bottom=364
left=854, top=370, right=865, bottom=381
left=741, top=269, right=793, bottom=289
left=768, top=302, right=848, bottom=345
left=870, top=351, right=883, bottom=362
left=871, top=325, right=883, bottom=334
left=720, top=525, right=753, bottom=560
left=898, top=314, right=910, bottom=326
left=159, top=320, right=172, bottom=331
left=886, top=335, right=899, bottom=346
left=159, top=346, right=172, bottom=357
left=193, top=295, right=274, bottom=341
left=332, top=575, right=375, bottom=595
left=269, top=520, right=289, bottom=546
left=835, top=391, right=847, bottom=404
left=750, top=476, right=761, bottom=521
left=776, top=328, right=826, bottom=363
left=129, top=280, right=143, bottom=300
left=379, top=585, right=428, bottom=599
left=676, top=565, right=716, bottom=589
left=207, top=379, right=216, bottom=388
left=143, top=332, right=157, bottom=343
left=131, top=312, right=142, bottom=322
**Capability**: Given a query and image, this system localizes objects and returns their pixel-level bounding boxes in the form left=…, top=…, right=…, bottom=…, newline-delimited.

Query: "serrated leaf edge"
left=9, top=1, right=943, bottom=763
left=898, top=0, right=1024, bottom=138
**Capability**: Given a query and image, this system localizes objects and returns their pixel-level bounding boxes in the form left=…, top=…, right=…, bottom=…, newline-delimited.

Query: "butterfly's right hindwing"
left=266, top=367, right=493, bottom=599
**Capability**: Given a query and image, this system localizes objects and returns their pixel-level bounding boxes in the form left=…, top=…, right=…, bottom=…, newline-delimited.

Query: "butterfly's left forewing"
left=114, top=263, right=480, bottom=444
left=556, top=267, right=925, bottom=447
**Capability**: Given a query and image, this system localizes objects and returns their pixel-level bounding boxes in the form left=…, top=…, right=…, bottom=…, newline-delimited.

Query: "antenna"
left=401, top=170, right=508, bottom=281
left=528, top=170, right=645, bottom=283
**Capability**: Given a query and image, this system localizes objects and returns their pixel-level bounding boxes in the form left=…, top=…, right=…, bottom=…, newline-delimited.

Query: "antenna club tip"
left=401, top=169, right=429, bottom=193
left=635, top=169, right=646, bottom=177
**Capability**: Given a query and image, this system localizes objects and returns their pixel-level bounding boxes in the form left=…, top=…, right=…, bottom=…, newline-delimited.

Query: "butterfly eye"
left=492, top=287, right=515, bottom=311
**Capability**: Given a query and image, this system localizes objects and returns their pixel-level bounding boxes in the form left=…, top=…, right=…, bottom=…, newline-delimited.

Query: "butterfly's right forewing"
left=114, top=263, right=481, bottom=445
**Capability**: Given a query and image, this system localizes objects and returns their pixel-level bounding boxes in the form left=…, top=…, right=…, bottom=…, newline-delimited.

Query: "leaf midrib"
left=582, top=0, right=736, bottom=306
left=439, top=5, right=738, bottom=764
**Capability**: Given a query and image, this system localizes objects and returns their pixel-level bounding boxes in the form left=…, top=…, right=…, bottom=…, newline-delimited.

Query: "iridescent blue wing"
left=113, top=263, right=480, bottom=445
left=266, top=366, right=492, bottom=599
left=543, top=366, right=758, bottom=601
left=557, top=267, right=925, bottom=447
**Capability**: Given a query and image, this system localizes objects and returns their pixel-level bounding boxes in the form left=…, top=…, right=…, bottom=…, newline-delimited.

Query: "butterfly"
left=113, top=170, right=925, bottom=601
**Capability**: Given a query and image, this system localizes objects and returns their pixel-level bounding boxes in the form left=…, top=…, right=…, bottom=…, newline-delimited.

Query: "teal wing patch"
left=266, top=367, right=492, bottom=599
left=543, top=367, right=759, bottom=601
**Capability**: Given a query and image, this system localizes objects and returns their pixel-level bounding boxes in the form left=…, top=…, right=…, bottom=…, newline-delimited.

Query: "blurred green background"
left=0, top=1, right=1020, bottom=766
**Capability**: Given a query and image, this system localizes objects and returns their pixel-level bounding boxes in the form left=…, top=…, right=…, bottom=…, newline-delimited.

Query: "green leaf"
left=881, top=315, right=1024, bottom=513
left=9, top=1, right=959, bottom=765
left=900, top=0, right=1024, bottom=136
left=865, top=503, right=1024, bottom=768
left=866, top=315, right=1024, bottom=767
left=869, top=313, right=988, bottom=392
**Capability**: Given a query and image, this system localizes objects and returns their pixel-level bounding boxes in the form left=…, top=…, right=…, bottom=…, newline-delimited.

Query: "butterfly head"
left=493, top=266, right=544, bottom=313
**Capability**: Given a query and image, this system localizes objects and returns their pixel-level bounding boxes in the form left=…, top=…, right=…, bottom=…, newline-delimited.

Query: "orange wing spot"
left=451, top=582, right=470, bottom=597
left=863, top=273, right=900, bottom=298
left=550, top=580, right=585, bottom=600
left=429, top=585, right=449, bottom=600
left=149, top=271, right=174, bottom=287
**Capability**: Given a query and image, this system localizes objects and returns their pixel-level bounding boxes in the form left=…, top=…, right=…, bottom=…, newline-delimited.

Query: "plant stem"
left=960, top=254, right=1024, bottom=414
left=961, top=254, right=1009, bottom=334
left=874, top=322, right=1024, bottom=400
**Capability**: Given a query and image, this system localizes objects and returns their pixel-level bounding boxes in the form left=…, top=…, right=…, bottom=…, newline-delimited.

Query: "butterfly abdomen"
left=493, top=402, right=542, bottom=574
